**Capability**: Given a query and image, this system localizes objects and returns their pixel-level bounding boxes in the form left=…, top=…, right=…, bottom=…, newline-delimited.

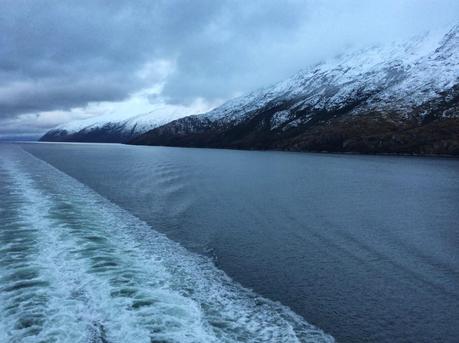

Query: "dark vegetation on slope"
left=130, top=90, right=459, bottom=155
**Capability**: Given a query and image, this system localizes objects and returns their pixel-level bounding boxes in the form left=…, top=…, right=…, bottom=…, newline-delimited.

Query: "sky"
left=1, top=0, right=458, bottom=139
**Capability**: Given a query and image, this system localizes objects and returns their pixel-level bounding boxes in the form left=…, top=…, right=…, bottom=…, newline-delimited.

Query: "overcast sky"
left=1, top=0, right=458, bottom=138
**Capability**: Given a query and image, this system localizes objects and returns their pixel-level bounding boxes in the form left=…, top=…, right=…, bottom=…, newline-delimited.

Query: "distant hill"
left=40, top=107, right=190, bottom=143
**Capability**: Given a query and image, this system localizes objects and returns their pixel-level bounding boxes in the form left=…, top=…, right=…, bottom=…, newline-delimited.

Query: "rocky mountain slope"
left=40, top=107, right=189, bottom=143
left=132, top=25, right=459, bottom=155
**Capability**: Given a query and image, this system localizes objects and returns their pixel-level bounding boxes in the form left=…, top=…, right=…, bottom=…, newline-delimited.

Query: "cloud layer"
left=1, top=0, right=458, bottom=137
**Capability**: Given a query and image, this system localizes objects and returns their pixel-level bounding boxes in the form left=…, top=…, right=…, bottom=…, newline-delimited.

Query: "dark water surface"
left=1, top=144, right=328, bottom=343
left=21, top=143, right=459, bottom=342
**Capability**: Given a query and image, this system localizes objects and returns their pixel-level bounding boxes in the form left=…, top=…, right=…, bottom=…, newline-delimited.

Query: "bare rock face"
left=132, top=26, right=459, bottom=155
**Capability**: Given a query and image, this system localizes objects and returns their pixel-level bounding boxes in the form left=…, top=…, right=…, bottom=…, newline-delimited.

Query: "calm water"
left=3, top=143, right=459, bottom=342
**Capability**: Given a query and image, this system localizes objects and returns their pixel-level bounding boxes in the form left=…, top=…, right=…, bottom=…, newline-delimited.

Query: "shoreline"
left=11, top=140, right=459, bottom=159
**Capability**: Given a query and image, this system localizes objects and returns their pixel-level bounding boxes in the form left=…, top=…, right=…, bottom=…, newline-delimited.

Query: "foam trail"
left=0, top=145, right=333, bottom=343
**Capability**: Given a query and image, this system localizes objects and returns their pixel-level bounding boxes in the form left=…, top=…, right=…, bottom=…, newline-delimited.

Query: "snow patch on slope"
left=198, top=25, right=458, bottom=126
left=55, top=105, right=192, bottom=135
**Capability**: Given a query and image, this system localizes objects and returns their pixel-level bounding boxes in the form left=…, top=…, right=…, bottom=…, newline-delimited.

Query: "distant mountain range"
left=42, top=25, right=459, bottom=155
left=40, top=107, right=189, bottom=143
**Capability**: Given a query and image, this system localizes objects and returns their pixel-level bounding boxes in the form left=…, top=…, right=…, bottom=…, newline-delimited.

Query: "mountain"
left=40, top=106, right=190, bottom=143
left=132, top=26, right=459, bottom=155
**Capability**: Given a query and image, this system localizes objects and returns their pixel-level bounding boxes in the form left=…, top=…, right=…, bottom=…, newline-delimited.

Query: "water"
left=2, top=143, right=459, bottom=342
left=0, top=144, right=331, bottom=343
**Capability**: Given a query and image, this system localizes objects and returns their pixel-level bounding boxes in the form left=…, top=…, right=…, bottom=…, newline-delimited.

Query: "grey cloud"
left=0, top=0, right=458, bottom=134
left=162, top=0, right=459, bottom=104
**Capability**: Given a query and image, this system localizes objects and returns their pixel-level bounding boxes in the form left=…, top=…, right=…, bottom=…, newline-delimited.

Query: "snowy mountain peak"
left=41, top=104, right=195, bottom=143
left=43, top=24, right=458, bottom=152
left=198, top=25, right=458, bottom=125
left=132, top=24, right=459, bottom=155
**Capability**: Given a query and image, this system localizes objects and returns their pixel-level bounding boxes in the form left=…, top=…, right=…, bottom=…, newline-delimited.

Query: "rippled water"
left=4, top=143, right=459, bottom=343
left=0, top=144, right=332, bottom=343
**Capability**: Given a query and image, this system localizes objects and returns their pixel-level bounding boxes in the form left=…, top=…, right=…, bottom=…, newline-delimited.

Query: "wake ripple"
left=0, top=145, right=333, bottom=343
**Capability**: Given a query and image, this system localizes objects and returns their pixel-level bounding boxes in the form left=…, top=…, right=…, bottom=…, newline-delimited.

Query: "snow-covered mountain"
left=132, top=25, right=459, bottom=155
left=40, top=106, right=191, bottom=143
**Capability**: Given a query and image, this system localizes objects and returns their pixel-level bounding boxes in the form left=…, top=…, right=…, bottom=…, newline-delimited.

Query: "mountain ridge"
left=131, top=25, right=459, bottom=155
left=41, top=25, right=459, bottom=154
left=40, top=106, right=192, bottom=143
